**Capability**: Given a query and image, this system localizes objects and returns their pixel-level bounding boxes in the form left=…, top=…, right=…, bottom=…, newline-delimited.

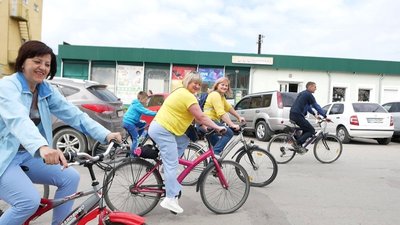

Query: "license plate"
left=367, top=118, right=382, bottom=123
left=117, top=110, right=124, bottom=117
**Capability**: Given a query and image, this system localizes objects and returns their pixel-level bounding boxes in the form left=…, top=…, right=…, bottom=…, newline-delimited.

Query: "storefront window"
left=91, top=61, right=116, bottom=93
left=358, top=89, right=370, bottom=102
left=332, top=87, right=346, bottom=102
left=226, top=67, right=250, bottom=104
left=144, top=63, right=170, bottom=93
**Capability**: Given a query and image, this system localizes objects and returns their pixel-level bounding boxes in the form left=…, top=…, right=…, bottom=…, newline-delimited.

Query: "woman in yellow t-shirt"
left=203, top=77, right=245, bottom=155
left=148, top=71, right=225, bottom=214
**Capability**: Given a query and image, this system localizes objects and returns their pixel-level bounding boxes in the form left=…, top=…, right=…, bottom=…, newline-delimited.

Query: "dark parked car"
left=382, top=101, right=400, bottom=139
left=49, top=78, right=125, bottom=153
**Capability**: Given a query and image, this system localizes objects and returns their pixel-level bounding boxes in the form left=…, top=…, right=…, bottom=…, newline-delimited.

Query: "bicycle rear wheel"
left=199, top=160, right=250, bottom=214
left=180, top=142, right=207, bottom=186
left=313, top=134, right=343, bottom=163
left=236, top=146, right=278, bottom=187
left=268, top=133, right=296, bottom=164
left=104, top=158, right=163, bottom=216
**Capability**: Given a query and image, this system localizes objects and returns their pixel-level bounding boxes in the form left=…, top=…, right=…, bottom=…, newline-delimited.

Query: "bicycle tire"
left=180, top=142, right=207, bottom=186
left=313, top=134, right=343, bottom=163
left=199, top=160, right=250, bottom=214
left=104, top=158, right=163, bottom=216
left=267, top=133, right=296, bottom=164
left=236, top=146, right=278, bottom=187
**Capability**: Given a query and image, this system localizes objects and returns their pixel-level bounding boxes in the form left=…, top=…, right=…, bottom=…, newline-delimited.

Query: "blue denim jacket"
left=0, top=73, right=110, bottom=177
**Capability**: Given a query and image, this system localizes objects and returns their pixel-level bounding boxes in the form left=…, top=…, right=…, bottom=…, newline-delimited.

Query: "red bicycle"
left=20, top=141, right=146, bottom=225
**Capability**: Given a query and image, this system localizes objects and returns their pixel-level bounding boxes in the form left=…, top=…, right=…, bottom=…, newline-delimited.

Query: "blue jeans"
left=123, top=121, right=146, bottom=151
left=148, top=121, right=189, bottom=198
left=0, top=151, right=80, bottom=225
left=289, top=113, right=315, bottom=146
left=209, top=121, right=234, bottom=155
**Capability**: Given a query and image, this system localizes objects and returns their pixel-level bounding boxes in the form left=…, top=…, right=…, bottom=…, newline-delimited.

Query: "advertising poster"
left=198, top=67, right=224, bottom=92
left=171, top=65, right=196, bottom=91
left=116, top=65, right=144, bottom=104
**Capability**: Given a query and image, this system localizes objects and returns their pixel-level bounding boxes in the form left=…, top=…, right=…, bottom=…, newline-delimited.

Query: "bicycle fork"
left=320, top=134, right=331, bottom=150
left=244, top=142, right=260, bottom=171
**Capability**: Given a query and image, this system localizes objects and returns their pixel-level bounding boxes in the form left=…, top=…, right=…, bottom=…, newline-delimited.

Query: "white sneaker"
left=160, top=197, right=184, bottom=214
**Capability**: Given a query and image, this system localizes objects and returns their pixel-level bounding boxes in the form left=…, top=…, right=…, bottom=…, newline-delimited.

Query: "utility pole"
left=257, top=34, right=265, bottom=54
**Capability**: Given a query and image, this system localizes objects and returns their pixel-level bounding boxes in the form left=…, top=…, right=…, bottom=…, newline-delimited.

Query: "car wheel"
left=53, top=128, right=88, bottom=153
left=376, top=138, right=391, bottom=145
left=255, top=121, right=273, bottom=142
left=336, top=126, right=351, bottom=144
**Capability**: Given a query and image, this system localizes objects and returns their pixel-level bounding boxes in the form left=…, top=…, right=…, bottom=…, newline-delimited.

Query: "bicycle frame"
left=25, top=177, right=104, bottom=224
left=23, top=142, right=145, bottom=225
left=213, top=124, right=258, bottom=169
left=131, top=135, right=230, bottom=195
left=302, top=119, right=328, bottom=148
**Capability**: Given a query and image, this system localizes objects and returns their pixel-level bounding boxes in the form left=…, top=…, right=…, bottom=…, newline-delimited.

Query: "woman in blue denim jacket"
left=0, top=41, right=122, bottom=225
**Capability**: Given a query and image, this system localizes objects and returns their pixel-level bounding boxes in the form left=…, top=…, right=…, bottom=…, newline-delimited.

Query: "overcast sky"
left=42, top=0, right=400, bottom=61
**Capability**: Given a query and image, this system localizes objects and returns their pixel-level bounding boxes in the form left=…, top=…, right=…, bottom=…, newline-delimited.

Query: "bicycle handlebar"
left=316, top=117, right=332, bottom=124
left=64, top=140, right=119, bottom=167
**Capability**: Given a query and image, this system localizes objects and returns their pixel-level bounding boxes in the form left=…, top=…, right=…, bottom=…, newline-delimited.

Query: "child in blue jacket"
left=123, top=91, right=156, bottom=151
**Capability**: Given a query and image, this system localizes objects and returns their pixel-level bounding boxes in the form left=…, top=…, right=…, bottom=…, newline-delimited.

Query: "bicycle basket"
left=133, top=144, right=159, bottom=159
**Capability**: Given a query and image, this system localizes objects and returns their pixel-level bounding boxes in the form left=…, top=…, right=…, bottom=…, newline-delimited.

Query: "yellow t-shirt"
left=204, top=91, right=232, bottom=122
left=154, top=88, right=198, bottom=135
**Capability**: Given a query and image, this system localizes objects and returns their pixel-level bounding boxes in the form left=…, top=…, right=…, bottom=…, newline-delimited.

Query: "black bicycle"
left=267, top=118, right=343, bottom=164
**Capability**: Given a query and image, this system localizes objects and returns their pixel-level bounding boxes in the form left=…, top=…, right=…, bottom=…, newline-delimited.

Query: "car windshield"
left=352, top=103, right=386, bottom=113
left=87, top=86, right=119, bottom=102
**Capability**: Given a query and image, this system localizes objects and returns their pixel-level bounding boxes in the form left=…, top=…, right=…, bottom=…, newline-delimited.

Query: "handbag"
left=185, top=123, right=199, bottom=142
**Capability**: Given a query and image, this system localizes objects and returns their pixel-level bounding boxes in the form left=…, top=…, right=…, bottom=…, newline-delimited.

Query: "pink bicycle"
left=103, top=129, right=251, bottom=216
left=3, top=141, right=147, bottom=225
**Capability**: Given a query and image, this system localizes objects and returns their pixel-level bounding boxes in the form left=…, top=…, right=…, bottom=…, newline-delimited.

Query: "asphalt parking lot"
left=33, top=137, right=400, bottom=225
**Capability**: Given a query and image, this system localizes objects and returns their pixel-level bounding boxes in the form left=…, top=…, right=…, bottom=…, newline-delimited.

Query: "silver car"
left=49, top=78, right=124, bottom=153
left=231, top=91, right=298, bottom=141
left=382, top=101, right=400, bottom=140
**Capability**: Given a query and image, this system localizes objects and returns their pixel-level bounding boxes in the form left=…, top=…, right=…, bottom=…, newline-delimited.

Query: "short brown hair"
left=306, top=81, right=316, bottom=89
left=15, top=40, right=57, bottom=79
left=137, top=91, right=148, bottom=100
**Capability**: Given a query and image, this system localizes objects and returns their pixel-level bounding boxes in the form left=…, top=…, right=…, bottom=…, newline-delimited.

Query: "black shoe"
left=295, top=146, right=308, bottom=154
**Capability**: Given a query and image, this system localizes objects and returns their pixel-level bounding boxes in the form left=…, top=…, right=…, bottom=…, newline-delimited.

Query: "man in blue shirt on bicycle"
left=290, top=81, right=330, bottom=153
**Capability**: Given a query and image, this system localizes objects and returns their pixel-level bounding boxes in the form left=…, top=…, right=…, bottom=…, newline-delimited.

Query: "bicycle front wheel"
left=313, top=134, right=343, bottom=163
left=268, top=134, right=296, bottom=164
left=180, top=142, right=207, bottom=186
left=104, top=158, right=163, bottom=216
left=199, top=160, right=250, bottom=214
left=236, top=146, right=278, bottom=187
